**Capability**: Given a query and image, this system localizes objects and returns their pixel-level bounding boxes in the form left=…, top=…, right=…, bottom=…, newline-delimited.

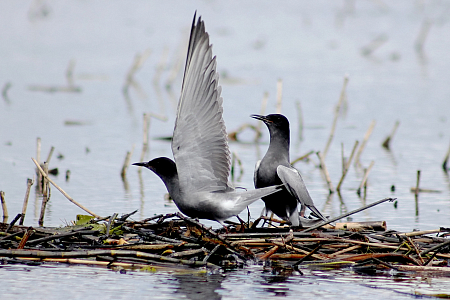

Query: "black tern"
left=133, top=14, right=283, bottom=225
left=252, top=114, right=327, bottom=226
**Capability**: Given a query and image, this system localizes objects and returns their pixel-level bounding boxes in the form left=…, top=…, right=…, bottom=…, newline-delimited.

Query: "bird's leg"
left=300, top=204, right=306, bottom=218
left=236, top=215, right=246, bottom=232
left=260, top=207, right=268, bottom=227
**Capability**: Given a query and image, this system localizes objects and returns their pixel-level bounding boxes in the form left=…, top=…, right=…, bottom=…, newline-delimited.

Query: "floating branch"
left=354, top=120, right=376, bottom=168
left=323, top=75, right=349, bottom=158
left=32, top=158, right=101, bottom=218
left=316, top=151, right=334, bottom=194
left=336, top=140, right=359, bottom=192
left=382, top=120, right=400, bottom=150
left=357, top=161, right=375, bottom=196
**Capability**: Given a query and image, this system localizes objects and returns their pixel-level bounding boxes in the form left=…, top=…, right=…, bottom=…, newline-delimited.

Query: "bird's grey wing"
left=172, top=14, right=231, bottom=193
left=276, top=165, right=327, bottom=221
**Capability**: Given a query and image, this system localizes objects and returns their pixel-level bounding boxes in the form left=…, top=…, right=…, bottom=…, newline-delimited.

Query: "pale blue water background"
left=1, top=1, right=450, bottom=298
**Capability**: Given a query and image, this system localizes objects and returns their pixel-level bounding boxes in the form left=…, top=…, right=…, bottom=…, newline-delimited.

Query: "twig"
left=203, top=244, right=221, bottom=263
left=46, top=146, right=55, bottom=166
left=17, top=227, right=35, bottom=249
left=106, top=213, right=118, bottom=238
left=291, top=150, right=314, bottom=165
left=323, top=75, right=349, bottom=158
left=382, top=120, right=400, bottom=150
left=66, top=59, right=76, bottom=86
left=357, top=161, right=375, bottom=196
left=230, top=152, right=244, bottom=182
left=275, top=79, right=283, bottom=114
left=302, top=197, right=396, bottom=232
left=2, top=82, right=12, bottom=104
left=415, top=19, right=432, bottom=53
left=19, top=179, right=34, bottom=225
left=121, top=145, right=135, bottom=178
left=0, top=191, right=8, bottom=223
left=354, top=120, right=376, bottom=168
left=316, top=151, right=334, bottom=194
left=5, top=214, right=22, bottom=233
left=32, top=157, right=101, bottom=218
left=336, top=140, right=359, bottom=191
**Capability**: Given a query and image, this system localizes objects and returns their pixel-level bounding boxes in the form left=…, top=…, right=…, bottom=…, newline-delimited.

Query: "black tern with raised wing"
left=252, top=114, right=327, bottom=226
left=133, top=14, right=283, bottom=225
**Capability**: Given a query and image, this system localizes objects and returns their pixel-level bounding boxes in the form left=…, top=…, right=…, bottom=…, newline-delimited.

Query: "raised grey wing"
left=172, top=14, right=231, bottom=193
left=276, top=165, right=327, bottom=221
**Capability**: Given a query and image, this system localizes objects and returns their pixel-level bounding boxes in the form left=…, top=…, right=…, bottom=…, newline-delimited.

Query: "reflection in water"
left=175, top=273, right=224, bottom=300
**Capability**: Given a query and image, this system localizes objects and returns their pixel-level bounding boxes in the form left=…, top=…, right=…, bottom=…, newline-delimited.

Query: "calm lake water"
left=1, top=1, right=450, bottom=298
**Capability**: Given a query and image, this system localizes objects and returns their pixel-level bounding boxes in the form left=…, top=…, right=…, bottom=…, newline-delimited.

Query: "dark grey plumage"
left=252, top=114, right=327, bottom=226
left=133, top=14, right=283, bottom=224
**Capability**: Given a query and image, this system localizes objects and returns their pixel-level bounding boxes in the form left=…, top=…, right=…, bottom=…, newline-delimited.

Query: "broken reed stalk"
left=36, top=137, right=42, bottom=192
left=357, top=161, right=375, bottom=196
left=361, top=34, right=388, bottom=56
left=66, top=59, right=76, bottom=86
left=0, top=191, right=7, bottom=223
left=39, top=162, right=50, bottom=226
left=302, top=197, right=395, bottom=232
left=323, top=75, right=349, bottom=158
left=336, top=140, right=359, bottom=192
left=121, top=144, right=135, bottom=178
left=295, top=101, right=304, bottom=141
left=316, top=151, right=334, bottom=193
left=415, top=170, right=421, bottom=197
left=354, top=120, right=376, bottom=168
left=230, top=152, right=244, bottom=182
left=19, top=179, right=34, bottom=225
left=442, top=139, right=450, bottom=171
left=382, top=120, right=400, bottom=150
left=275, top=79, right=283, bottom=114
left=46, top=146, right=55, bottom=166
left=140, top=113, right=150, bottom=163
left=32, top=158, right=101, bottom=218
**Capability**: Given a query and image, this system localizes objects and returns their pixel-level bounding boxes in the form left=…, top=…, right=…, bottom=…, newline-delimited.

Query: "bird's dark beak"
left=132, top=162, right=147, bottom=167
left=251, top=114, right=270, bottom=123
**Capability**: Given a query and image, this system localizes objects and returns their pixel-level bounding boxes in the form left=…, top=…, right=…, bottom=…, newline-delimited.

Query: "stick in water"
left=32, top=158, right=101, bottom=218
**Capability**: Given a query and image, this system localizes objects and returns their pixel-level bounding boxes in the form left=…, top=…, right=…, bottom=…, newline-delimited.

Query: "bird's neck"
left=159, top=171, right=181, bottom=201
left=267, top=128, right=290, bottom=161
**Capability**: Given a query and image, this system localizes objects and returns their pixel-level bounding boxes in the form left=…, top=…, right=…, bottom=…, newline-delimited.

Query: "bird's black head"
left=251, top=114, right=290, bottom=132
left=132, top=157, right=177, bottom=178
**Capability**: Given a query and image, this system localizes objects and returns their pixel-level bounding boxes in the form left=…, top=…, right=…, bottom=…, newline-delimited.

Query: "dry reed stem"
left=357, top=161, right=375, bottom=195
left=303, top=197, right=395, bottom=232
left=32, top=158, right=101, bottom=218
left=323, top=75, right=349, bottom=158
left=230, top=152, right=244, bottom=182
left=66, top=59, right=76, bottom=86
left=19, top=178, right=34, bottom=225
left=361, top=34, right=388, bottom=56
left=275, top=79, right=283, bottom=114
left=121, top=144, right=135, bottom=178
left=415, top=170, right=421, bottom=197
left=382, top=120, right=400, bottom=149
left=354, top=120, right=376, bottom=168
left=291, top=150, right=314, bottom=165
left=0, top=191, right=7, bottom=222
left=336, top=140, right=359, bottom=191
left=415, top=19, right=432, bottom=53
left=46, top=146, right=55, bottom=166
left=2, top=82, right=12, bottom=103
left=316, top=151, right=334, bottom=193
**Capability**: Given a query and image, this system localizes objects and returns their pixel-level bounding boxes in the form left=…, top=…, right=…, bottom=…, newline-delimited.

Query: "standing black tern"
left=252, top=114, right=327, bottom=226
left=133, top=14, right=283, bottom=225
